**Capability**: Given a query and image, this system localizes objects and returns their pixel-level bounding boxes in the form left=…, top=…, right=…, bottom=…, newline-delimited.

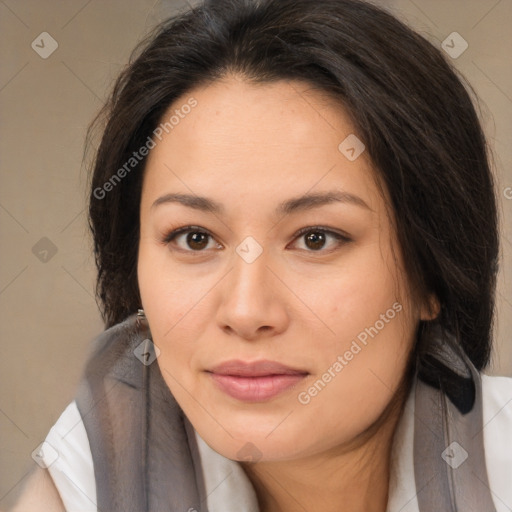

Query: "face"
left=137, top=76, right=432, bottom=462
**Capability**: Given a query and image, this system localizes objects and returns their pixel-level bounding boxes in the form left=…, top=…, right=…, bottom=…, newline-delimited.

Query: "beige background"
left=0, top=0, right=510, bottom=508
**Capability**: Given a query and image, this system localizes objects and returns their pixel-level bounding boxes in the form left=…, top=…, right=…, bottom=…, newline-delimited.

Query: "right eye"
left=162, top=225, right=223, bottom=253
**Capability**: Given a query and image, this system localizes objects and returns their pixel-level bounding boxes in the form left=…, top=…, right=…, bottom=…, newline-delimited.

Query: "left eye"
left=291, top=227, right=351, bottom=252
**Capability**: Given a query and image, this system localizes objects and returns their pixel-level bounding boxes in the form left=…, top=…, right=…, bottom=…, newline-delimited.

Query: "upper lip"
left=207, top=359, right=308, bottom=377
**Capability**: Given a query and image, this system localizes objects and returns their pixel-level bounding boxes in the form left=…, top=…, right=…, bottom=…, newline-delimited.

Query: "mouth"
left=205, top=359, right=309, bottom=402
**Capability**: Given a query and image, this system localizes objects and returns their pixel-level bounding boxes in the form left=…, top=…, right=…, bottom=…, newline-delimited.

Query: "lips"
left=206, top=359, right=309, bottom=402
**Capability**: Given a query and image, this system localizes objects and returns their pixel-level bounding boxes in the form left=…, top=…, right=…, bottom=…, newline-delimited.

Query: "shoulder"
left=9, top=466, right=66, bottom=512
left=37, top=400, right=97, bottom=512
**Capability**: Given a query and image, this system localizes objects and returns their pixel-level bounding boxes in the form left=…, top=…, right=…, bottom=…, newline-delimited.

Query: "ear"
left=420, top=292, right=440, bottom=321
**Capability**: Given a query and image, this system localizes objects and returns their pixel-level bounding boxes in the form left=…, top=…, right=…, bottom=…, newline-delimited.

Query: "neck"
left=241, top=381, right=409, bottom=512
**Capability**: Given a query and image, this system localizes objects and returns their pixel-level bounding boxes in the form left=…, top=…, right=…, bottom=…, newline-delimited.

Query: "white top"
left=41, top=375, right=512, bottom=512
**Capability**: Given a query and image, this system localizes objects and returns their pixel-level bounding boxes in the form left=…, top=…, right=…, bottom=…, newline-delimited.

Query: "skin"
left=8, top=467, right=66, bottom=512
left=137, top=75, right=438, bottom=512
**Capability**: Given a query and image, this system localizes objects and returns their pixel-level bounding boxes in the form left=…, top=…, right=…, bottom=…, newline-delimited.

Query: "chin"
left=192, top=409, right=320, bottom=463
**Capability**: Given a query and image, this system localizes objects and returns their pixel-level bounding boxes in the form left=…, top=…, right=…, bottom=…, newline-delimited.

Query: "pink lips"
left=206, top=360, right=308, bottom=402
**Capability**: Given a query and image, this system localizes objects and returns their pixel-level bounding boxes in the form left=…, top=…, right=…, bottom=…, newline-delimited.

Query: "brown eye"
left=185, top=231, right=209, bottom=250
left=163, top=226, right=220, bottom=252
left=292, top=226, right=351, bottom=253
left=304, top=231, right=327, bottom=250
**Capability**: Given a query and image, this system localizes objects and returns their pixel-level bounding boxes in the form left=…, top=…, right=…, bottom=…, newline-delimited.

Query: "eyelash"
left=162, top=225, right=352, bottom=255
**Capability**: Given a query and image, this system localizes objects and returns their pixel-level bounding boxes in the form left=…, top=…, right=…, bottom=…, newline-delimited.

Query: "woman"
left=11, top=0, right=512, bottom=511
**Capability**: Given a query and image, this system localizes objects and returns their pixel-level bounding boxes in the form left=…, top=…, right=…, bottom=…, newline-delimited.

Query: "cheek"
left=138, top=241, right=203, bottom=335
left=290, top=309, right=413, bottom=458
left=310, top=248, right=403, bottom=346
left=137, top=244, right=193, bottom=380
left=137, top=242, right=223, bottom=393
left=292, top=255, right=412, bottom=437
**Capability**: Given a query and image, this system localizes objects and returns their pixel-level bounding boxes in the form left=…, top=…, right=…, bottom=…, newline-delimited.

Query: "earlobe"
left=420, top=293, right=441, bottom=321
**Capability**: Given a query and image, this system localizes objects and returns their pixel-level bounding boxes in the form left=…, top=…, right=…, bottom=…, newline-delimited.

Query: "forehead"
left=141, top=76, right=384, bottom=215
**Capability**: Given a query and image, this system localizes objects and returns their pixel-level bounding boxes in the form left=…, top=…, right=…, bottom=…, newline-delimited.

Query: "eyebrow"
left=150, top=190, right=371, bottom=215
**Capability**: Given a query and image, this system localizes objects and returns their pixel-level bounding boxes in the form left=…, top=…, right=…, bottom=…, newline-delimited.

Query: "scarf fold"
left=414, top=325, right=496, bottom=511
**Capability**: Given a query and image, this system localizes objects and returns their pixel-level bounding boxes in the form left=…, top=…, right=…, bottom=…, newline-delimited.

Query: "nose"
left=215, top=245, right=289, bottom=341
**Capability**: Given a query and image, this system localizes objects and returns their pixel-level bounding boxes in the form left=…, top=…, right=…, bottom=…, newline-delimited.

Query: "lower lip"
left=208, top=373, right=307, bottom=402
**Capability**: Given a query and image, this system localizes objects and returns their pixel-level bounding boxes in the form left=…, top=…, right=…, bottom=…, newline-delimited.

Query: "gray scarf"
left=75, top=313, right=496, bottom=511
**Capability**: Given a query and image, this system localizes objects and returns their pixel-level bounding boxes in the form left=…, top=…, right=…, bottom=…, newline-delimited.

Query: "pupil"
left=187, top=232, right=208, bottom=250
left=306, top=232, right=325, bottom=250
